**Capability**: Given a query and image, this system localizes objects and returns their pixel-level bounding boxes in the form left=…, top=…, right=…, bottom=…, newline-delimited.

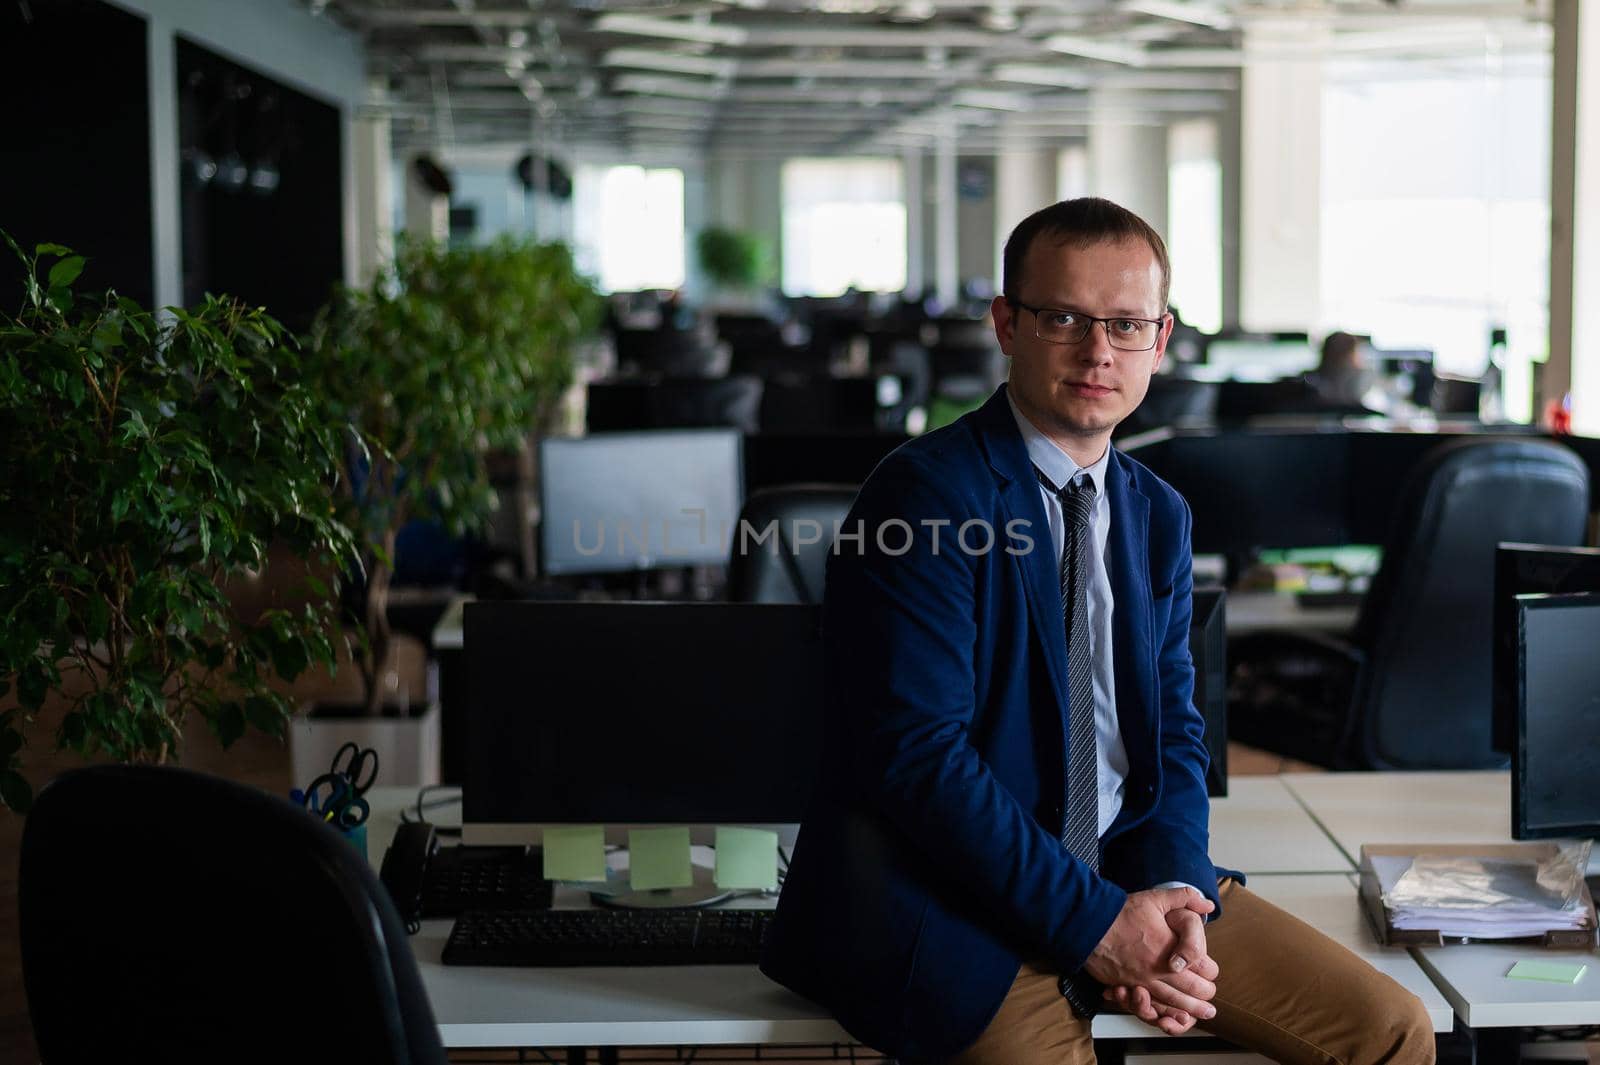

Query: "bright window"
left=573, top=165, right=685, bottom=293
left=1321, top=55, right=1550, bottom=420
left=781, top=158, right=907, bottom=296
left=1167, top=119, right=1223, bottom=334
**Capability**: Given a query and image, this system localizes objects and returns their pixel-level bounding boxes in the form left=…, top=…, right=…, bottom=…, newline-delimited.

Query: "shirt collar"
left=1005, top=389, right=1110, bottom=498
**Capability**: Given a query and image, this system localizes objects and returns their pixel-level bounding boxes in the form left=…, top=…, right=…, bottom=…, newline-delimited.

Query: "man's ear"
left=1151, top=312, right=1175, bottom=374
left=991, top=295, right=1015, bottom=356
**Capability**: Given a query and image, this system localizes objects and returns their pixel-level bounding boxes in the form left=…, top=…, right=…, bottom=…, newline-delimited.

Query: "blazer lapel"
left=1106, top=449, right=1157, bottom=769
left=970, top=388, right=1073, bottom=715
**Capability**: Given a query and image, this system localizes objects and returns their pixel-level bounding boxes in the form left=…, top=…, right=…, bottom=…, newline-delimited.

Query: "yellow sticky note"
left=714, top=827, right=779, bottom=891
left=542, top=825, right=607, bottom=882
left=628, top=827, right=693, bottom=891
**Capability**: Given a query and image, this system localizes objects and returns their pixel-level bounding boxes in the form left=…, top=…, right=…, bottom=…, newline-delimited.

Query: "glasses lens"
left=1107, top=319, right=1159, bottom=350
left=1034, top=309, right=1091, bottom=344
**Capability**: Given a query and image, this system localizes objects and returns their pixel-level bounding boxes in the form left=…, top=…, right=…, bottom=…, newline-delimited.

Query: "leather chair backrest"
left=1352, top=438, right=1591, bottom=768
left=20, top=764, right=445, bottom=1065
left=729, top=484, right=859, bottom=604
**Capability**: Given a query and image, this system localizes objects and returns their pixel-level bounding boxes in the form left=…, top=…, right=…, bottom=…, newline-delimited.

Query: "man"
left=761, top=198, right=1433, bottom=1064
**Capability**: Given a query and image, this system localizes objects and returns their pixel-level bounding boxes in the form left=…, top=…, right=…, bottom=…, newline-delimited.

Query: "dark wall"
left=0, top=0, right=153, bottom=307
left=177, top=36, right=343, bottom=332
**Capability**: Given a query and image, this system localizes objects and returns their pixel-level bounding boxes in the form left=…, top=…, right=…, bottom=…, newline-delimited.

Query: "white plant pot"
left=288, top=701, right=442, bottom=791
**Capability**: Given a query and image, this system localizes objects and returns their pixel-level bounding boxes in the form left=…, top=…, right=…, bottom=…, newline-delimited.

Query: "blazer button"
left=1146, top=783, right=1156, bottom=793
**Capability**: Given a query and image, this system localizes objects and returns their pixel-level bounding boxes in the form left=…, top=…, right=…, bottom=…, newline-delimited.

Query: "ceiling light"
left=1045, top=35, right=1147, bottom=66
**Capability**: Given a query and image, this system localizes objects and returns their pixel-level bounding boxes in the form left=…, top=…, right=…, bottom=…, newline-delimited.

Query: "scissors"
left=329, top=742, right=379, bottom=799
left=296, top=772, right=370, bottom=830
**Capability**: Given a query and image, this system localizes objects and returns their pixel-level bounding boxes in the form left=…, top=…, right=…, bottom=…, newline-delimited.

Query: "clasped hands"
left=1082, top=887, right=1219, bottom=1036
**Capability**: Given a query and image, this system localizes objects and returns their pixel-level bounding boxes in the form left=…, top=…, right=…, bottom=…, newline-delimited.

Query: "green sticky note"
left=542, top=825, right=607, bottom=882
left=714, top=827, right=779, bottom=891
left=628, top=827, right=693, bottom=891
left=1506, top=960, right=1588, bottom=984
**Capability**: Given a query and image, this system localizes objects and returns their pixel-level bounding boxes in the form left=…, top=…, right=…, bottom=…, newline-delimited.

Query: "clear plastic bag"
left=1379, top=841, right=1592, bottom=936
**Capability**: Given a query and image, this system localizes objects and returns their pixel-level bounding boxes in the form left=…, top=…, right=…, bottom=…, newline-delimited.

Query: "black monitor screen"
left=1190, top=587, right=1228, bottom=797
left=1513, top=593, right=1600, bottom=839
left=1124, top=431, right=1351, bottom=555
left=464, top=602, right=824, bottom=832
left=539, top=429, right=743, bottom=575
left=1492, top=544, right=1600, bottom=753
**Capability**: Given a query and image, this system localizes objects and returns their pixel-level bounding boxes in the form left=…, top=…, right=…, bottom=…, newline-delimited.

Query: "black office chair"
left=1116, top=375, right=1218, bottom=438
left=19, top=764, right=446, bottom=1065
left=728, top=483, right=858, bottom=604
left=1229, top=438, right=1591, bottom=769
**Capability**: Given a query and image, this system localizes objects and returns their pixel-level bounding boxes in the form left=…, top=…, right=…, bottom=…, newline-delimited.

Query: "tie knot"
left=1037, top=467, right=1096, bottom=532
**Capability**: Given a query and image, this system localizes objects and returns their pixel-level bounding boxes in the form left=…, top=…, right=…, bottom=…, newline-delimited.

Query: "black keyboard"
left=421, top=846, right=553, bottom=917
left=442, top=907, right=775, bottom=966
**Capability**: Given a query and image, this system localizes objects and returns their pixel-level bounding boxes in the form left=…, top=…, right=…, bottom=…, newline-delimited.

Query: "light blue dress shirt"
left=1006, top=393, right=1130, bottom=839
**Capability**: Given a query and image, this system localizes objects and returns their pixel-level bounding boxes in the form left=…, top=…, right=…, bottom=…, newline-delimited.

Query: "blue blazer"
left=760, top=387, right=1226, bottom=1062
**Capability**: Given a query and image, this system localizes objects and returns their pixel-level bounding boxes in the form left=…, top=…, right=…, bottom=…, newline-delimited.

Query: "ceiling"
left=311, top=0, right=1552, bottom=158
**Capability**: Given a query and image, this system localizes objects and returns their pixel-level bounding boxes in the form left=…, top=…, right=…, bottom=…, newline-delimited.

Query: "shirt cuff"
left=1152, top=880, right=1211, bottom=920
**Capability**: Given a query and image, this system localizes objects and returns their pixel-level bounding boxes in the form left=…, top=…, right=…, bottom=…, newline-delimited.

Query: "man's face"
left=991, top=236, right=1172, bottom=459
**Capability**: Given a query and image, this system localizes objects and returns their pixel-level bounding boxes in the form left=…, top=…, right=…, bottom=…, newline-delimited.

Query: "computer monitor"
left=1511, top=592, right=1600, bottom=840
left=1202, top=338, right=1317, bottom=382
left=1122, top=430, right=1352, bottom=557
left=1190, top=587, right=1228, bottom=797
left=1492, top=543, right=1600, bottom=753
left=463, top=601, right=824, bottom=848
left=539, top=429, right=744, bottom=575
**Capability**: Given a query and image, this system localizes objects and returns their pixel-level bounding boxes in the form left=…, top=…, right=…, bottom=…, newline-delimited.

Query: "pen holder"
left=340, top=821, right=368, bottom=862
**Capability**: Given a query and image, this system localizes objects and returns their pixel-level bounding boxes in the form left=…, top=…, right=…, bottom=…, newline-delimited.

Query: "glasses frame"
left=1010, top=300, right=1169, bottom=352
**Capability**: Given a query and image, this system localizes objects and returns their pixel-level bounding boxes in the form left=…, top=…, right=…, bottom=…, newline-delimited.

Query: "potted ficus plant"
left=299, top=234, right=599, bottom=775
left=0, top=236, right=357, bottom=812
left=696, top=227, right=773, bottom=308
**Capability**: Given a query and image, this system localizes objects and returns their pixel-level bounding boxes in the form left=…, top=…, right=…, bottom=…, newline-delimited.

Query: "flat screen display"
left=1514, top=593, right=1600, bottom=839
left=464, top=601, right=823, bottom=834
left=539, top=429, right=743, bottom=575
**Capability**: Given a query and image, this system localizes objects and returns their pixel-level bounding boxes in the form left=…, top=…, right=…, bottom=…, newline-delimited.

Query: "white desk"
left=1207, top=778, right=1352, bottom=875
left=367, top=784, right=1437, bottom=1049
left=1225, top=591, right=1360, bottom=636
left=1411, top=945, right=1600, bottom=1028
left=1283, top=771, right=1600, bottom=1031
left=1278, top=771, right=1511, bottom=867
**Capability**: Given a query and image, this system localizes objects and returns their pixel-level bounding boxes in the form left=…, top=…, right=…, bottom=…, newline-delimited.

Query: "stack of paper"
left=1375, top=845, right=1592, bottom=939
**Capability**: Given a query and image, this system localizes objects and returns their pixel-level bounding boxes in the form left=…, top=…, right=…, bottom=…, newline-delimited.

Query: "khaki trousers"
left=942, top=879, right=1435, bottom=1065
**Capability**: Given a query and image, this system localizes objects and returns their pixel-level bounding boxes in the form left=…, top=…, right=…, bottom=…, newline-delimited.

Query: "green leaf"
left=0, top=771, right=32, bottom=814
left=214, top=701, right=246, bottom=748
left=47, top=256, right=85, bottom=289
left=59, top=711, right=87, bottom=750
left=34, top=242, right=71, bottom=257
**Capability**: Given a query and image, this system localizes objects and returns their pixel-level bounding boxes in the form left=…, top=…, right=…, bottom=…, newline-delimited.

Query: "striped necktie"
left=1038, top=467, right=1104, bottom=1018
left=1037, top=467, right=1100, bottom=872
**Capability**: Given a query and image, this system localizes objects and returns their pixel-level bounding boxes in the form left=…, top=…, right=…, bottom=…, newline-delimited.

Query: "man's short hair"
left=1001, top=197, right=1171, bottom=310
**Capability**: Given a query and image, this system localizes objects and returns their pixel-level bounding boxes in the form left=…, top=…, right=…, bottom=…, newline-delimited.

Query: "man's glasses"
left=1011, top=301, right=1166, bottom=352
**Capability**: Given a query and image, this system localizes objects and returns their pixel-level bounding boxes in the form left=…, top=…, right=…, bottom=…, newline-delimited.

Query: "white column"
left=146, top=15, right=181, bottom=311
left=903, top=147, right=925, bottom=298
left=1239, top=19, right=1326, bottom=333
left=1088, top=89, right=1168, bottom=239
left=404, top=154, right=449, bottom=242
left=934, top=117, right=960, bottom=309
left=353, top=77, right=393, bottom=285
left=1219, top=86, right=1243, bottom=330
left=1550, top=0, right=1600, bottom=433
left=1057, top=144, right=1089, bottom=201
left=994, top=144, right=1057, bottom=289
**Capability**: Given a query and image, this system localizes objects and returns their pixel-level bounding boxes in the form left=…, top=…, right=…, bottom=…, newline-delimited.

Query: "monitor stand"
left=591, top=864, right=732, bottom=910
